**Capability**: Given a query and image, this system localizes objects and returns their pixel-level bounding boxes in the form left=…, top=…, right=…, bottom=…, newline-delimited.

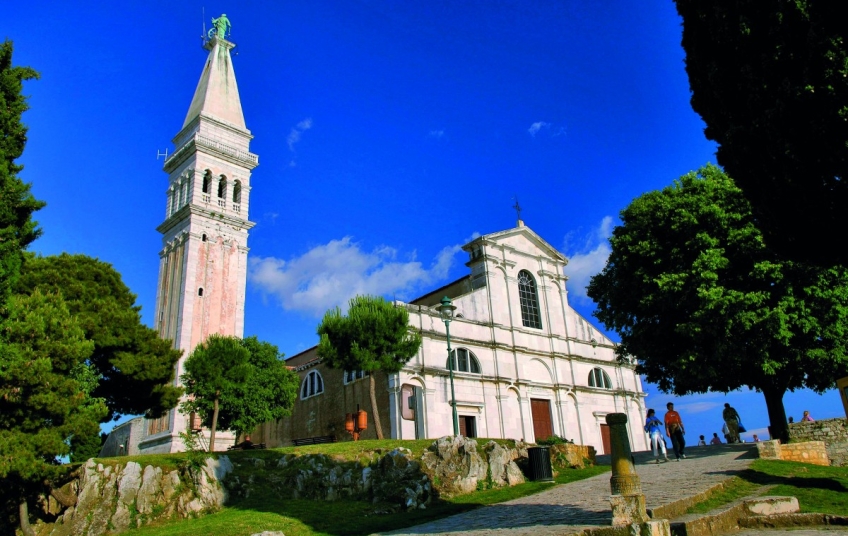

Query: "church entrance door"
left=530, top=399, right=553, bottom=441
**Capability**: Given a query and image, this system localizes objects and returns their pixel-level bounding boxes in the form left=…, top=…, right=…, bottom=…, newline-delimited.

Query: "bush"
left=536, top=435, right=573, bottom=446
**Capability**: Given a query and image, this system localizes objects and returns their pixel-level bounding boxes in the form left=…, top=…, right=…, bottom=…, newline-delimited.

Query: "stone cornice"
left=164, top=130, right=258, bottom=173
left=157, top=204, right=256, bottom=235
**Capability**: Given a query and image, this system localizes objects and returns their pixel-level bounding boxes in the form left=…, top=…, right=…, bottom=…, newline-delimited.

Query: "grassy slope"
left=685, top=459, right=848, bottom=516
left=119, top=439, right=608, bottom=536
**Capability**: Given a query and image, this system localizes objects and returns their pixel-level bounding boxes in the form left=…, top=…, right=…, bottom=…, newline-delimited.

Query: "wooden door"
left=531, top=399, right=553, bottom=441
left=459, top=416, right=477, bottom=438
left=600, top=423, right=611, bottom=455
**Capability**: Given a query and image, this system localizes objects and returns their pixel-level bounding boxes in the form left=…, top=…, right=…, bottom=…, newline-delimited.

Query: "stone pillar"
left=606, top=413, right=649, bottom=525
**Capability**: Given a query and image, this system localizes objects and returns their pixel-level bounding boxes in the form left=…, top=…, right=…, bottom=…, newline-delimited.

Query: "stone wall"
left=756, top=440, right=830, bottom=466
left=789, top=418, right=848, bottom=466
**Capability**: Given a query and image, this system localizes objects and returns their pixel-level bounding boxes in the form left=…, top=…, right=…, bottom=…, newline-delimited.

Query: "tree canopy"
left=0, top=291, right=106, bottom=536
left=587, top=165, right=848, bottom=443
left=182, top=336, right=299, bottom=443
left=15, top=253, right=183, bottom=421
left=0, top=41, right=44, bottom=307
left=675, top=0, right=848, bottom=265
left=181, top=334, right=252, bottom=452
left=317, top=295, right=422, bottom=439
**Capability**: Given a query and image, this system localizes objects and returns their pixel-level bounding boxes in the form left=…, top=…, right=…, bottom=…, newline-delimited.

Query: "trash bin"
left=527, top=446, right=554, bottom=482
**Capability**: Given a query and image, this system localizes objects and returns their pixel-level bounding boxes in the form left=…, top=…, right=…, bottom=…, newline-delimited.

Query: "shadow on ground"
left=597, top=442, right=758, bottom=466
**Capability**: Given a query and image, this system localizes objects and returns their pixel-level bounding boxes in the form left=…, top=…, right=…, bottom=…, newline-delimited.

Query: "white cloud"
left=528, top=121, right=550, bottom=137
left=676, top=401, right=721, bottom=414
left=287, top=117, right=313, bottom=151
left=249, top=236, right=472, bottom=317
left=563, top=216, right=614, bottom=303
left=428, top=129, right=445, bottom=139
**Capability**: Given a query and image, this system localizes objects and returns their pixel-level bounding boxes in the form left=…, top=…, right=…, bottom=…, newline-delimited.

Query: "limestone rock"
left=34, top=456, right=233, bottom=536
left=420, top=436, right=487, bottom=496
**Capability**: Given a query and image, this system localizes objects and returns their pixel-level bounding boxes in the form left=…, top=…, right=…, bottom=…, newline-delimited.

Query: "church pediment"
left=464, top=225, right=567, bottom=265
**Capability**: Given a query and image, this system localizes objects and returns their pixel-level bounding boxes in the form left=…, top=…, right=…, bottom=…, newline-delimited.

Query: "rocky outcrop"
left=419, top=436, right=526, bottom=496
left=548, top=443, right=597, bottom=469
left=225, top=438, right=527, bottom=509
left=35, top=457, right=232, bottom=536
left=32, top=437, right=577, bottom=534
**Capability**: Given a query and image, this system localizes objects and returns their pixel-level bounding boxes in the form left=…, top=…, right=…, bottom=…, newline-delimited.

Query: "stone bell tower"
left=140, top=20, right=258, bottom=453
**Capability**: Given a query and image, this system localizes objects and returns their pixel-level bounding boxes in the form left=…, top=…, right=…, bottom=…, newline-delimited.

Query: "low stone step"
left=670, top=496, right=799, bottom=536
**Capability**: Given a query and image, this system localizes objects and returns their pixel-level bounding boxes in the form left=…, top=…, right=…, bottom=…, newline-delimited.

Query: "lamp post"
left=439, top=296, right=460, bottom=436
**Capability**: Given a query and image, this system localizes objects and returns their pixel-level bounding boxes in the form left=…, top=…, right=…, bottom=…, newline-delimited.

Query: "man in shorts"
left=664, top=402, right=686, bottom=460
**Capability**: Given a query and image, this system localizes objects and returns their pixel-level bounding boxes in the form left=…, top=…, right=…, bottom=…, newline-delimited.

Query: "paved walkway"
left=377, top=443, right=758, bottom=536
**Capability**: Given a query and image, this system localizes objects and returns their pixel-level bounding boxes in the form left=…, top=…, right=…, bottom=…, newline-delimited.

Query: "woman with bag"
left=645, top=408, right=668, bottom=464
left=722, top=403, right=742, bottom=443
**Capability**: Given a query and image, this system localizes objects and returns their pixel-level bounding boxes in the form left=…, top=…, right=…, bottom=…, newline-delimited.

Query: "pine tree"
left=317, top=296, right=422, bottom=439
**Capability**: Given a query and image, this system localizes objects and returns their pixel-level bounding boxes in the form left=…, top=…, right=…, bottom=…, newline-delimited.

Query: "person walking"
left=644, top=409, right=669, bottom=464
left=664, top=402, right=686, bottom=460
left=723, top=403, right=741, bottom=443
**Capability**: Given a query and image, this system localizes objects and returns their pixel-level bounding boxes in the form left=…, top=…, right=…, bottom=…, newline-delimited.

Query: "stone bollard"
left=606, top=413, right=650, bottom=525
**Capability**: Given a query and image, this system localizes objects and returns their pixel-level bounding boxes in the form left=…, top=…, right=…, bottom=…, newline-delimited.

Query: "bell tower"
left=141, top=22, right=258, bottom=453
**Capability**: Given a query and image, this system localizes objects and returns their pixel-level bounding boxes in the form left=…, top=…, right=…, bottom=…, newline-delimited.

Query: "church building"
left=104, top=18, right=649, bottom=457
left=254, top=222, right=649, bottom=455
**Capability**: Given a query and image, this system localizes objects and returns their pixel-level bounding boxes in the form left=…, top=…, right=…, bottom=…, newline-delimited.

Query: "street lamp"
left=439, top=295, right=460, bottom=436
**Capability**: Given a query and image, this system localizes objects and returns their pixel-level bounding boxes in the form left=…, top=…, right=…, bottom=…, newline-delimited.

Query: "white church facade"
left=393, top=223, right=648, bottom=452
left=256, top=223, right=650, bottom=455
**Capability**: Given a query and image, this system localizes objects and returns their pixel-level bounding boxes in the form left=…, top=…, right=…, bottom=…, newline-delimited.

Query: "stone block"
left=743, top=496, right=800, bottom=516
left=610, top=493, right=649, bottom=525
left=756, top=440, right=781, bottom=460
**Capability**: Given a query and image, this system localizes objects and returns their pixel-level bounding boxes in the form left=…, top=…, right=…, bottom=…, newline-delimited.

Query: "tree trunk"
left=209, top=393, right=220, bottom=453
left=763, top=385, right=789, bottom=444
left=369, top=374, right=384, bottom=439
left=19, top=499, right=35, bottom=536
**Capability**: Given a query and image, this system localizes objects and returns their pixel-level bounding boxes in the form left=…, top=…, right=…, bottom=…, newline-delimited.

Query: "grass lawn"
left=747, top=459, right=848, bottom=515
left=685, top=459, right=848, bottom=516
left=124, top=452, right=609, bottom=536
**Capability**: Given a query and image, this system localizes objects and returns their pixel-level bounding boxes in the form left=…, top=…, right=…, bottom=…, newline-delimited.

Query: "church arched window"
left=588, top=368, right=612, bottom=389
left=202, top=171, right=212, bottom=194
left=301, top=370, right=324, bottom=399
left=232, top=180, right=242, bottom=203
left=217, top=176, right=227, bottom=199
left=446, top=348, right=481, bottom=374
left=518, top=270, right=542, bottom=329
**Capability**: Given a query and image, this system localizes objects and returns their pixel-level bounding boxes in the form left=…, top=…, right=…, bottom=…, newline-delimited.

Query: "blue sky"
left=6, top=1, right=841, bottom=443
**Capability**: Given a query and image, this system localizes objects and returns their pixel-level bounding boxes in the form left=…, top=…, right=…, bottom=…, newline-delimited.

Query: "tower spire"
left=184, top=15, right=244, bottom=130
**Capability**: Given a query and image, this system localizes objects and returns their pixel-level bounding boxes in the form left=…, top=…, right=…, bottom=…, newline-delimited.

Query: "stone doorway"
left=459, top=415, right=477, bottom=438
left=531, top=398, right=553, bottom=441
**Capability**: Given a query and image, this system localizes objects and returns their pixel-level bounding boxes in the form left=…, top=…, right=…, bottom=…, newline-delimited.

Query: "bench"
left=292, top=435, right=337, bottom=446
left=227, top=442, right=266, bottom=451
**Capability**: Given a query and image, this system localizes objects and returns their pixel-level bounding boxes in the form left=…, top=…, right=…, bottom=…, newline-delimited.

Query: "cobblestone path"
left=376, top=443, right=758, bottom=536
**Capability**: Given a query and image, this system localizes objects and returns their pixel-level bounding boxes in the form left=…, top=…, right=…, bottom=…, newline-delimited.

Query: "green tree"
left=67, top=363, right=108, bottom=462
left=181, top=335, right=251, bottom=452
left=0, top=290, right=106, bottom=536
left=674, top=0, right=848, bottom=265
left=317, top=295, right=422, bottom=439
left=587, top=165, right=848, bottom=444
left=15, top=253, right=183, bottom=422
left=183, top=336, right=299, bottom=445
left=0, top=40, right=45, bottom=307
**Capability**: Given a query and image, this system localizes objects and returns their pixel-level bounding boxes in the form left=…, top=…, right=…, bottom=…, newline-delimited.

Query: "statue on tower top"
left=208, top=14, right=231, bottom=40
